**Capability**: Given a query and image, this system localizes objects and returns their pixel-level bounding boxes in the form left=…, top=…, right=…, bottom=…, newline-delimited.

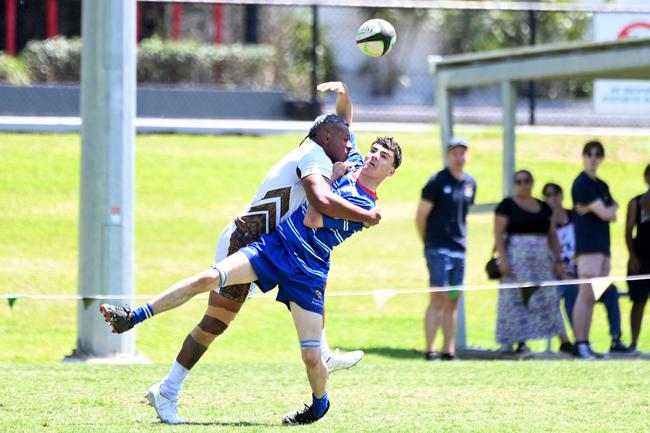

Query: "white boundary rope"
left=3, top=274, right=649, bottom=302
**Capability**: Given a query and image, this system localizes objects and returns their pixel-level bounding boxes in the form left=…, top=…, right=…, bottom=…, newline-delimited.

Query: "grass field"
left=1, top=128, right=650, bottom=432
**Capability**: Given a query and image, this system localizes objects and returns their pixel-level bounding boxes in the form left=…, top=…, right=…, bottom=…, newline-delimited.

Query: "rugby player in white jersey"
left=100, top=83, right=380, bottom=423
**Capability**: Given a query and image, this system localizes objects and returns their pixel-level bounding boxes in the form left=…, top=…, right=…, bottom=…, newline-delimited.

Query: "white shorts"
left=214, top=221, right=258, bottom=296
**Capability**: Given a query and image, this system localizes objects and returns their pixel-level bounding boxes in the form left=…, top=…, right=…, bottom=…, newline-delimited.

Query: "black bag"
left=485, top=257, right=501, bottom=280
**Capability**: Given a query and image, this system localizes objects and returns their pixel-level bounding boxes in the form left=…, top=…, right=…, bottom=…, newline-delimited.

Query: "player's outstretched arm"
left=303, top=163, right=346, bottom=229
left=304, top=202, right=367, bottom=232
left=303, top=165, right=373, bottom=231
left=317, top=81, right=352, bottom=125
left=302, top=174, right=381, bottom=227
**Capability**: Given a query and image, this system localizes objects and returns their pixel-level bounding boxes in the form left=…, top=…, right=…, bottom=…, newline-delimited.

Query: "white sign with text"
left=594, top=13, right=650, bottom=113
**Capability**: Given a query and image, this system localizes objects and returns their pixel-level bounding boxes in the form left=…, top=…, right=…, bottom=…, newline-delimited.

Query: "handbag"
left=485, top=245, right=501, bottom=280
left=485, top=256, right=501, bottom=280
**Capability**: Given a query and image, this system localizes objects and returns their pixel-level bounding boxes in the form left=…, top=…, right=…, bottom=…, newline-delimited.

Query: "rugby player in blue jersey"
left=103, top=134, right=401, bottom=425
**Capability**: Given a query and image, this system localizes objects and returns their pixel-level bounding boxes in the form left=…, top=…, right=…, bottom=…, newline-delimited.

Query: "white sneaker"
left=574, top=343, right=597, bottom=360
left=145, top=383, right=184, bottom=424
left=325, top=349, right=364, bottom=373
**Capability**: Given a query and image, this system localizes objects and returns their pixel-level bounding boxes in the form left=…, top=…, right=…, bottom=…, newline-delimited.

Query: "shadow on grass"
left=156, top=421, right=276, bottom=427
left=340, top=346, right=422, bottom=360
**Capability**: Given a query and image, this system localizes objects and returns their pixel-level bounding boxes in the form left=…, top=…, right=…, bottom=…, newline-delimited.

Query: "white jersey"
left=556, top=220, right=577, bottom=276
left=215, top=140, right=333, bottom=262
left=244, top=140, right=333, bottom=230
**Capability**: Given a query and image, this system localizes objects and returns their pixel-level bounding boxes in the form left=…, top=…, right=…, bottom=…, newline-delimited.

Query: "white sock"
left=320, top=328, right=331, bottom=359
left=159, top=361, right=189, bottom=401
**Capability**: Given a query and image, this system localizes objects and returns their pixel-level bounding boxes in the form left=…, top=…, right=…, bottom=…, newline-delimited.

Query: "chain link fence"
left=1, top=0, right=649, bottom=126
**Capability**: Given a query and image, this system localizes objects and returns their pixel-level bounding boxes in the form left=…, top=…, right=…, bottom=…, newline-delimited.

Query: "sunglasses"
left=514, top=178, right=532, bottom=185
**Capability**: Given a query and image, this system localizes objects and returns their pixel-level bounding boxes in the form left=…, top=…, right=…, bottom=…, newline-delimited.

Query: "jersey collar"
left=352, top=172, right=378, bottom=200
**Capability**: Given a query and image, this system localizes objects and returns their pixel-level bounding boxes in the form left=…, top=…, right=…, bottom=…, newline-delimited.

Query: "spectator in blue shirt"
left=416, top=138, right=476, bottom=361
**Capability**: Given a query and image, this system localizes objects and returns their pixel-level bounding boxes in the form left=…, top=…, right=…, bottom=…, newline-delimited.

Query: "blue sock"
left=132, top=303, right=154, bottom=324
left=312, top=392, right=329, bottom=417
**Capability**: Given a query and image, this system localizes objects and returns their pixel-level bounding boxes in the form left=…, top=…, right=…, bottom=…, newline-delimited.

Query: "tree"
left=438, top=6, right=592, bottom=98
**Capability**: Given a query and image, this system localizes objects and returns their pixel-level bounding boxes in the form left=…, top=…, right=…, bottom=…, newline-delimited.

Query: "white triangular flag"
left=373, top=289, right=396, bottom=310
left=591, top=277, right=613, bottom=300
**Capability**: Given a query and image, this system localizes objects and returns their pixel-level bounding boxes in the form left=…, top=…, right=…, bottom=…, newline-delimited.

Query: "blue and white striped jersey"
left=275, top=171, right=376, bottom=283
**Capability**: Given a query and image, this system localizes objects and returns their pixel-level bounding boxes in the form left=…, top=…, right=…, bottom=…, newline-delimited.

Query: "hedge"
left=10, top=36, right=276, bottom=87
left=0, top=53, right=31, bottom=85
left=137, top=37, right=276, bottom=88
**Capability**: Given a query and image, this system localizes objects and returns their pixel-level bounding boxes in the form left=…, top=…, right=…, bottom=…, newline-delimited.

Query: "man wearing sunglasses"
left=571, top=140, right=621, bottom=359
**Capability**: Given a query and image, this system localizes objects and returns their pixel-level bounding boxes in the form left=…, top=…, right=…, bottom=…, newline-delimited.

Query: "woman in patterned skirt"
left=494, top=170, right=566, bottom=354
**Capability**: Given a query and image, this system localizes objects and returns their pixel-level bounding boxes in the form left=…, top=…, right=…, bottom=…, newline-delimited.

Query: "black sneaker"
left=99, top=303, right=135, bottom=334
left=282, top=401, right=330, bottom=425
left=424, top=351, right=437, bottom=361
left=439, top=352, right=457, bottom=361
left=610, top=339, right=637, bottom=355
left=514, top=342, right=532, bottom=358
left=559, top=342, right=574, bottom=355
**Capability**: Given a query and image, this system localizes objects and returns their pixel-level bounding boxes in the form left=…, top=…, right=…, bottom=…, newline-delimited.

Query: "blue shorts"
left=241, top=233, right=326, bottom=315
left=425, top=247, right=465, bottom=300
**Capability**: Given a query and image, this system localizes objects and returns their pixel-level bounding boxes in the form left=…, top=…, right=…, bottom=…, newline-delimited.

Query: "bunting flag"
left=373, top=289, right=395, bottom=310
left=82, top=297, right=94, bottom=309
left=591, top=277, right=613, bottom=300
left=521, top=285, right=540, bottom=308
left=8, top=297, right=17, bottom=309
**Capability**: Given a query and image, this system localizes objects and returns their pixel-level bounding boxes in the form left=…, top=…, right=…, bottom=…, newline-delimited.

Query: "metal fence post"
left=310, top=4, right=320, bottom=119
left=67, top=0, right=140, bottom=362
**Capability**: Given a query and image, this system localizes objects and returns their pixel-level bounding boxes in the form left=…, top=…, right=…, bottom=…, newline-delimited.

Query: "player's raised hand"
left=316, top=81, right=352, bottom=125
left=317, top=81, right=352, bottom=125
left=317, top=81, right=348, bottom=95
left=332, top=161, right=354, bottom=181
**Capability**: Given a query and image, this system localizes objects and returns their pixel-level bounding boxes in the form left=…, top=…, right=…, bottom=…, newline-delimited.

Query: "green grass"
left=1, top=360, right=649, bottom=433
left=1, top=129, right=650, bottom=432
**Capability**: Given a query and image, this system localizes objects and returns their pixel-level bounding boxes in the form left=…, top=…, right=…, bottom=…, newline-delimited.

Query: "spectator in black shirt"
left=571, top=140, right=625, bottom=359
left=416, top=138, right=476, bottom=361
